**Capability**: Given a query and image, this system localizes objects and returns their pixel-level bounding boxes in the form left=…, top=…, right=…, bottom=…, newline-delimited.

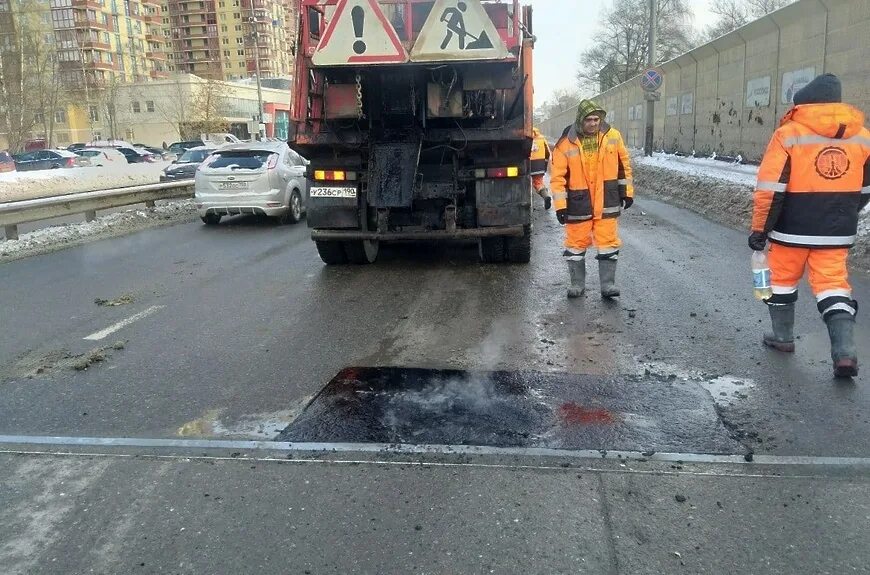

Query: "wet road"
left=1, top=193, right=870, bottom=573
left=1, top=196, right=868, bottom=455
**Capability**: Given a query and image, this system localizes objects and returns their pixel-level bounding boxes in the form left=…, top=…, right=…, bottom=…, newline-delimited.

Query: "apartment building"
left=166, top=0, right=294, bottom=81
left=51, top=0, right=172, bottom=86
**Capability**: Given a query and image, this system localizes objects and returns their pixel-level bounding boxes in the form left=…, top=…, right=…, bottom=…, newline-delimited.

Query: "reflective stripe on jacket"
left=550, top=122, right=634, bottom=221
left=530, top=134, right=551, bottom=175
left=752, top=102, right=870, bottom=248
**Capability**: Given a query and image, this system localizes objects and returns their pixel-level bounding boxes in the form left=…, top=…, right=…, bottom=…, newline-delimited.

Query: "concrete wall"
left=540, top=0, right=870, bottom=161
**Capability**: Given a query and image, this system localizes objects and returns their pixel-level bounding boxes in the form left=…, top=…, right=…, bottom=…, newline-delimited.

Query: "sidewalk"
left=2, top=446, right=867, bottom=574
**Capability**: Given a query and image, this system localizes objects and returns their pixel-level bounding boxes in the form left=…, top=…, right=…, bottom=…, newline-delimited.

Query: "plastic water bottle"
left=752, top=250, right=772, bottom=300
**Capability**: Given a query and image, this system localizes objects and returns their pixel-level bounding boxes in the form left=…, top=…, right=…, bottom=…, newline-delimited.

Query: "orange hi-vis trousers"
left=563, top=218, right=621, bottom=255
left=767, top=243, right=857, bottom=320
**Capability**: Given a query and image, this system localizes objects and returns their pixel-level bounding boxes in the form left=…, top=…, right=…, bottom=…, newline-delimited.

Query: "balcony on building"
left=71, top=0, right=104, bottom=10
left=150, top=69, right=170, bottom=79
left=74, top=17, right=109, bottom=31
left=81, top=39, right=112, bottom=51
left=176, top=1, right=216, bottom=15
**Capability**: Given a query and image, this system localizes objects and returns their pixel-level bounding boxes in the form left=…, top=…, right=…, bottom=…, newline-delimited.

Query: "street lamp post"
left=247, top=0, right=265, bottom=140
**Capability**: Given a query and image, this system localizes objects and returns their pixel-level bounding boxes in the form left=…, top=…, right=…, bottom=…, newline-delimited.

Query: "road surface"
left=1, top=194, right=868, bottom=573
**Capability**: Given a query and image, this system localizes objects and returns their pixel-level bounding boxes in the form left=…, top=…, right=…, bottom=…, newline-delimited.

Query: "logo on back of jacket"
left=815, top=146, right=850, bottom=179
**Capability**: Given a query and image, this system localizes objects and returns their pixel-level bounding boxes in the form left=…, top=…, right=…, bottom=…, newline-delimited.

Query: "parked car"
left=74, top=147, right=128, bottom=167
left=167, top=140, right=205, bottom=157
left=114, top=146, right=154, bottom=163
left=66, top=143, right=88, bottom=153
left=160, top=145, right=216, bottom=182
left=12, top=149, right=80, bottom=171
left=0, top=150, right=15, bottom=173
left=135, top=144, right=175, bottom=161
left=194, top=142, right=308, bottom=225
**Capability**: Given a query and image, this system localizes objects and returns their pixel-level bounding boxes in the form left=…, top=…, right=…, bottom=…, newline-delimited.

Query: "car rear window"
left=179, top=149, right=213, bottom=163
left=206, top=150, right=274, bottom=170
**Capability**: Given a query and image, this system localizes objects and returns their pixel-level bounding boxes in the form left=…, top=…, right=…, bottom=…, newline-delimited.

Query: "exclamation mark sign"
left=351, top=6, right=366, bottom=55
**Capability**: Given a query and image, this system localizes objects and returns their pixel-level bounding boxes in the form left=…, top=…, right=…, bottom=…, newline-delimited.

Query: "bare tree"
left=155, top=74, right=192, bottom=140
left=0, top=0, right=48, bottom=152
left=704, top=0, right=794, bottom=41
left=704, top=0, right=749, bottom=40
left=535, top=87, right=583, bottom=124
left=187, top=76, right=229, bottom=137
left=576, top=0, right=696, bottom=93
left=29, top=27, right=66, bottom=147
left=744, top=0, right=793, bottom=17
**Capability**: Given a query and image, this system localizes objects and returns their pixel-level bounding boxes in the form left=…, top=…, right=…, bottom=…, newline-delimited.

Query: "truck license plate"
left=219, top=181, right=248, bottom=190
left=310, top=186, right=357, bottom=198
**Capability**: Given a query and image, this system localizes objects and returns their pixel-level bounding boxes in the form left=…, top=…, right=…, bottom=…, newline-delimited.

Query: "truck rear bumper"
left=311, top=226, right=526, bottom=242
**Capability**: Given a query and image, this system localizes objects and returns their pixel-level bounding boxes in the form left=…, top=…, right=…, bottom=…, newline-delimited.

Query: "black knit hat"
left=792, top=73, right=842, bottom=105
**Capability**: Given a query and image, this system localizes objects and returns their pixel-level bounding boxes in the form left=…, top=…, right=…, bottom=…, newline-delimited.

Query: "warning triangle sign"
left=410, top=0, right=509, bottom=62
left=312, top=0, right=408, bottom=66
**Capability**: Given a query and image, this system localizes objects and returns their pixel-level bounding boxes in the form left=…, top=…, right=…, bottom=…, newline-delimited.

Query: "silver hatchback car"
left=194, top=141, right=308, bottom=225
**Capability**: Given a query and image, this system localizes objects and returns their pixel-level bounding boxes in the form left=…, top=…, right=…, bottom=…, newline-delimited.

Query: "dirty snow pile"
left=0, top=200, right=196, bottom=262
left=635, top=153, right=759, bottom=187
left=0, top=161, right=171, bottom=203
left=634, top=152, right=870, bottom=270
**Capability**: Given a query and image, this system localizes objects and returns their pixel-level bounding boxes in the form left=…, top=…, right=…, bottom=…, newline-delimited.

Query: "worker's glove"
left=748, top=231, right=767, bottom=251
left=621, top=197, right=634, bottom=210
left=556, top=209, right=567, bottom=225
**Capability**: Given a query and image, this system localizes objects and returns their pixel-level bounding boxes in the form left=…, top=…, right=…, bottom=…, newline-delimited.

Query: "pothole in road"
left=638, top=361, right=756, bottom=407
left=277, top=367, right=745, bottom=454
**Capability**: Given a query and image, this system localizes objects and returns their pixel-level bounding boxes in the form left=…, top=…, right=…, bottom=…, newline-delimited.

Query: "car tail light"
left=66, top=157, right=75, bottom=167
left=474, top=166, right=520, bottom=179
left=266, top=153, right=279, bottom=170
left=313, top=170, right=357, bottom=181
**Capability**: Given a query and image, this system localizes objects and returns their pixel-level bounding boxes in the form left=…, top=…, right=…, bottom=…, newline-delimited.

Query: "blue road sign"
left=641, top=68, right=663, bottom=92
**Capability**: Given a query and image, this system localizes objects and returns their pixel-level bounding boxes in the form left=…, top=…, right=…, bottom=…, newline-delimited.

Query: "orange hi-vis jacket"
left=752, top=103, right=870, bottom=248
left=550, top=123, right=634, bottom=222
left=530, top=129, right=551, bottom=176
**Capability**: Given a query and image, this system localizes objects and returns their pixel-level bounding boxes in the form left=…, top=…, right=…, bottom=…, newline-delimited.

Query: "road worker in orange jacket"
left=750, top=73, right=870, bottom=378
left=551, top=99, right=634, bottom=298
left=530, top=127, right=552, bottom=209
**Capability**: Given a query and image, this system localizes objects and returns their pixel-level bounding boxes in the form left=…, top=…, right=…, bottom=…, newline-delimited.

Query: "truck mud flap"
left=369, top=141, right=421, bottom=208
left=476, top=178, right=531, bottom=227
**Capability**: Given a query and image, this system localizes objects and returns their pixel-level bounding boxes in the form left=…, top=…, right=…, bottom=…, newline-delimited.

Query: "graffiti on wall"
left=746, top=76, right=771, bottom=107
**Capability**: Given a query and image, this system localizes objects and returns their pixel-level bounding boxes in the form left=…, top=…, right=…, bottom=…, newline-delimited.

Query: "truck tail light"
left=313, top=170, right=357, bottom=181
left=473, top=167, right=520, bottom=179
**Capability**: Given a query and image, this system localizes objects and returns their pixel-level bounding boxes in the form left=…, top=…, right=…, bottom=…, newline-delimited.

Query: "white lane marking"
left=83, top=305, right=165, bottom=341
left=0, top=435, right=869, bottom=468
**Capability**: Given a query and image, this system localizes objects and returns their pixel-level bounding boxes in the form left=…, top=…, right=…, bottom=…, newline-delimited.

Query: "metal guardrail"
left=0, top=180, right=194, bottom=240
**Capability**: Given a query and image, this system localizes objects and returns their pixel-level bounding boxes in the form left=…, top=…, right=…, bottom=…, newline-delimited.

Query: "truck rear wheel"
left=315, top=240, right=348, bottom=265
left=478, top=237, right=505, bottom=263
left=345, top=240, right=379, bottom=264
left=505, top=230, right=531, bottom=263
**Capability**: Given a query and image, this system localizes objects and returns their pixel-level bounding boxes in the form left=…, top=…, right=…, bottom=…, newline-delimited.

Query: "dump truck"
left=290, top=0, right=535, bottom=264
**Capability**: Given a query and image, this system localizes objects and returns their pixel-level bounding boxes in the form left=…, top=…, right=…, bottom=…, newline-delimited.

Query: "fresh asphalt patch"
left=277, top=367, right=745, bottom=454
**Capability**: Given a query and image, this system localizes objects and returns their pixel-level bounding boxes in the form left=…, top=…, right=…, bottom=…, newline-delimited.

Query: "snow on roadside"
left=633, top=152, right=870, bottom=270
left=0, top=200, right=196, bottom=263
left=634, top=152, right=759, bottom=187
left=0, top=161, right=171, bottom=203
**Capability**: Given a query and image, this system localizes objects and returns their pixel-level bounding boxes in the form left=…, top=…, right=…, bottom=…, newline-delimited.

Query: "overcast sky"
left=527, top=0, right=718, bottom=102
